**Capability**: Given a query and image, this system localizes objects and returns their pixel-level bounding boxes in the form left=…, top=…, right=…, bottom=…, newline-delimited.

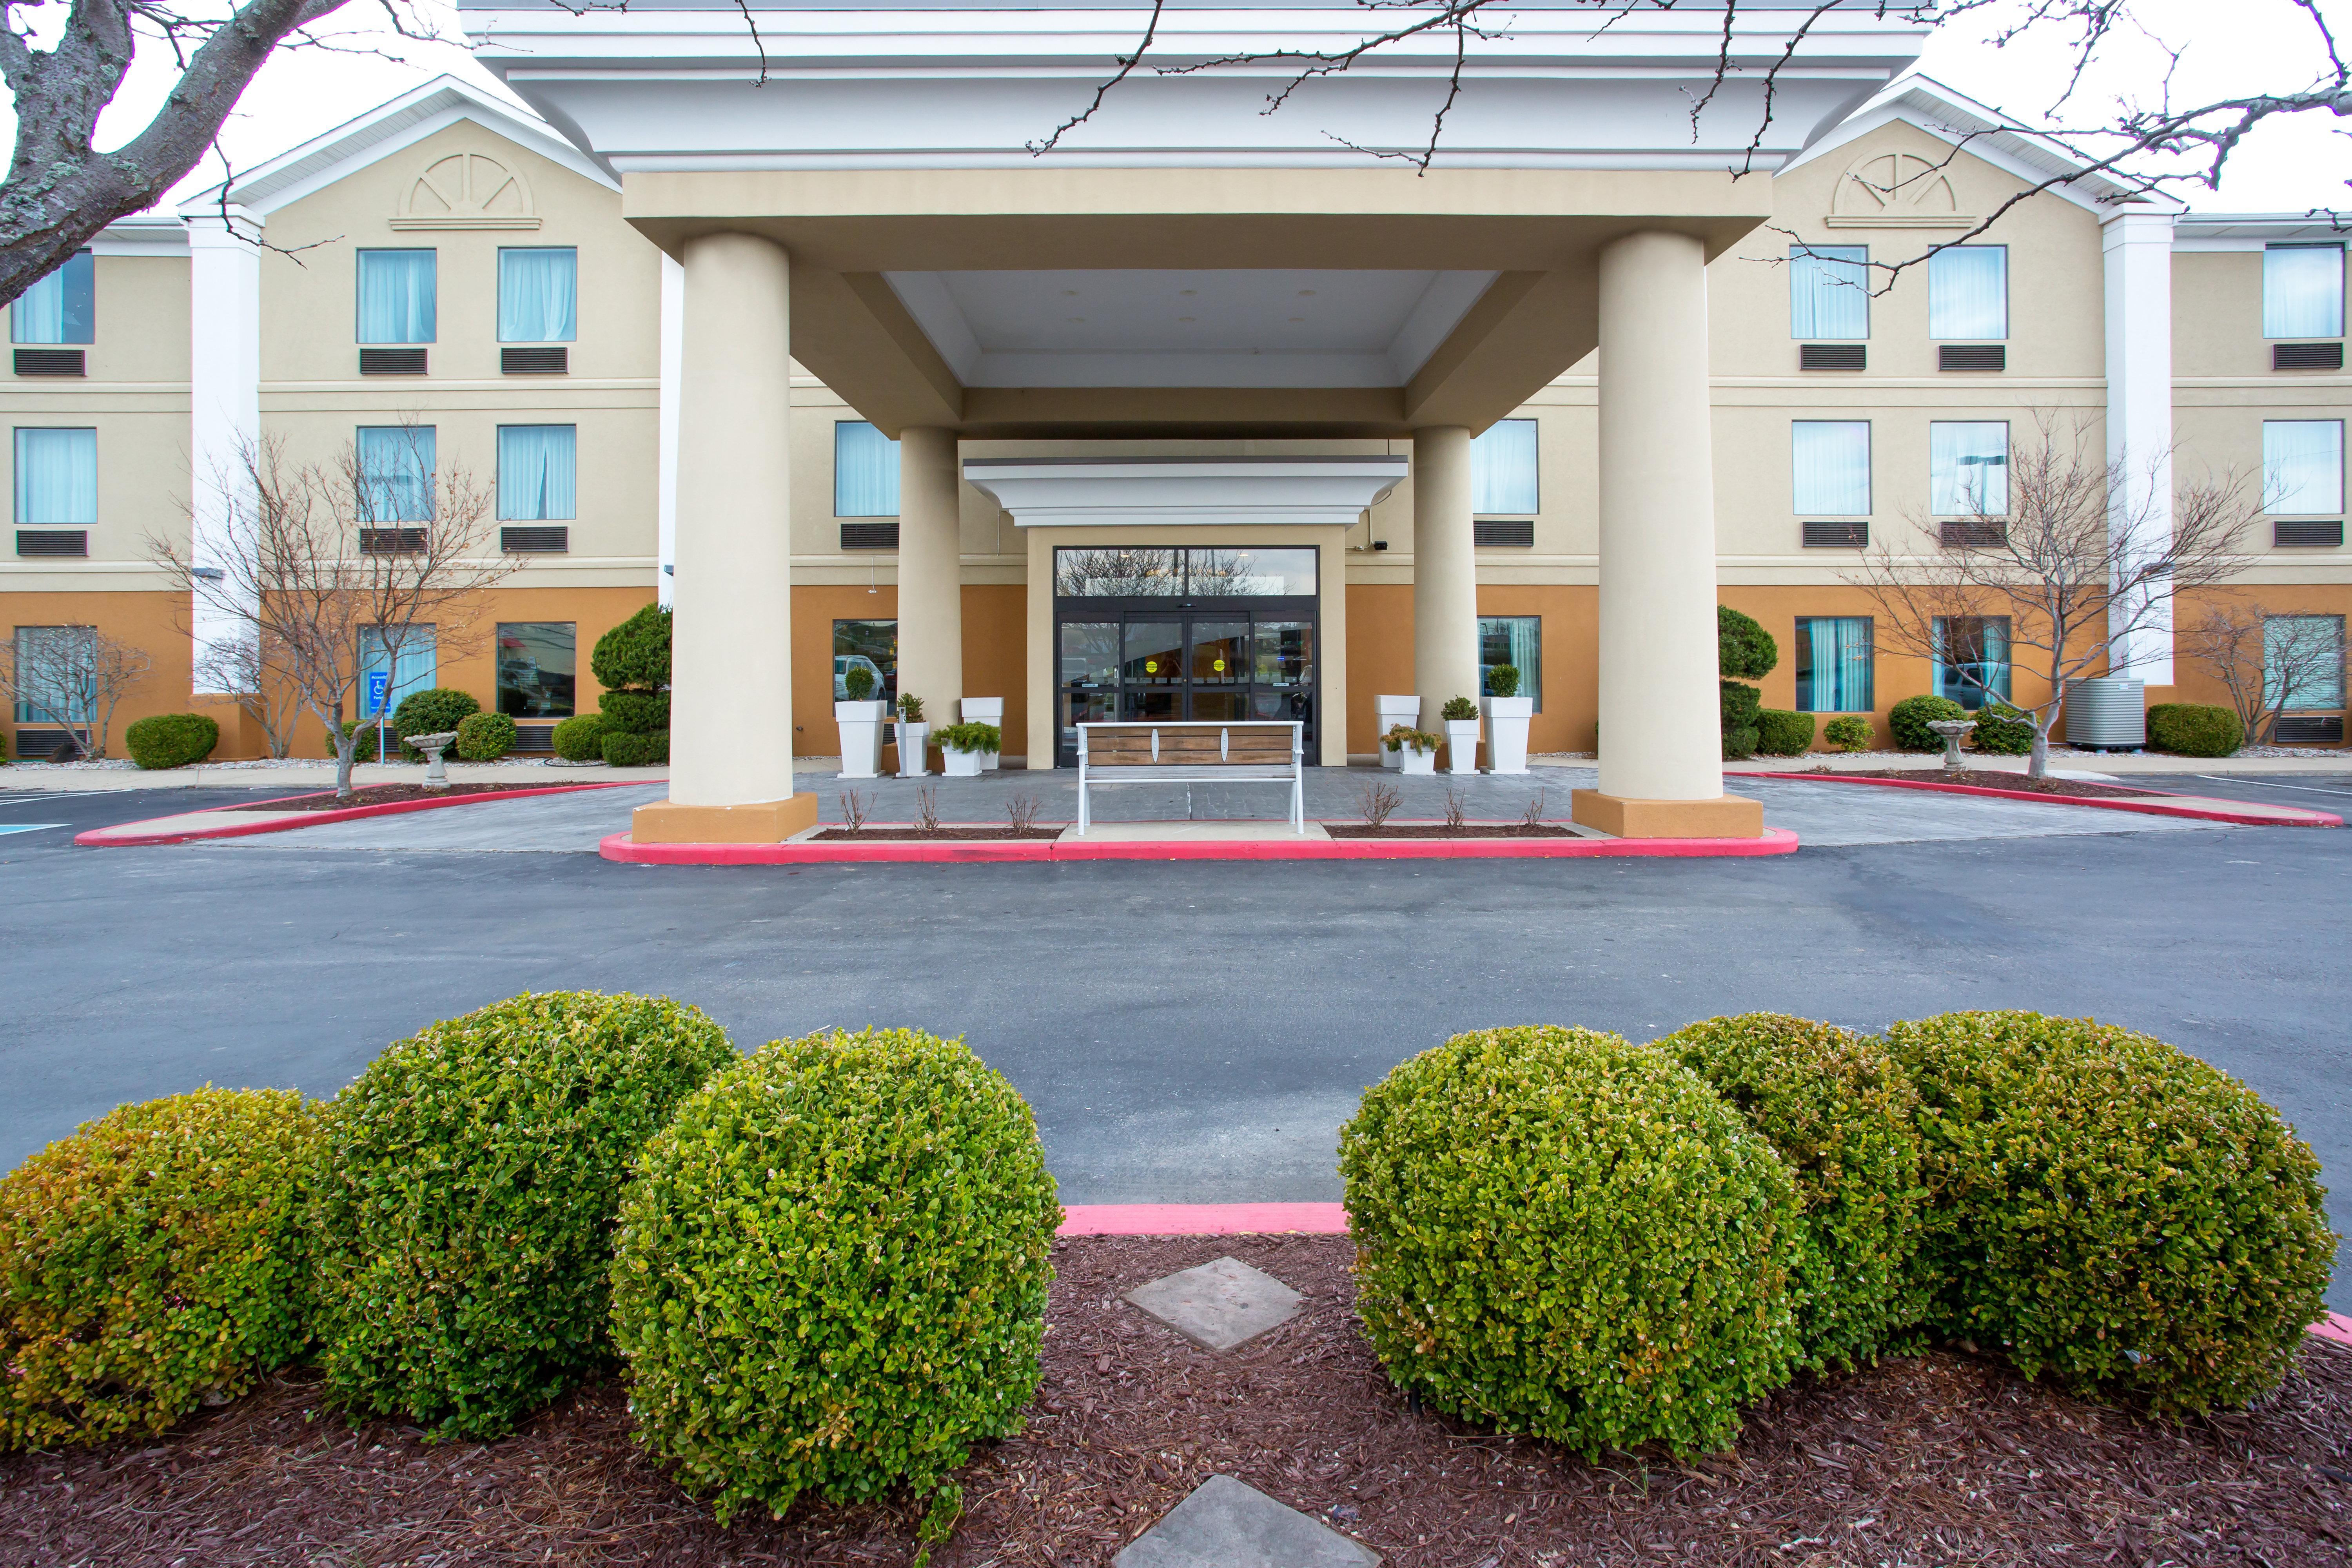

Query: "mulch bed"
left=1806, top=768, right=2163, bottom=800
left=1327, top=824, right=1576, bottom=838
left=811, top=826, right=1063, bottom=840
left=6, top=1236, right=2348, bottom=1567
left=258, top=784, right=597, bottom=812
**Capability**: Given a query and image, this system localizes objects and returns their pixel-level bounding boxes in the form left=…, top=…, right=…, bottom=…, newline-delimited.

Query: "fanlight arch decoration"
left=392, top=149, right=540, bottom=231
left=1827, top=150, right=1976, bottom=230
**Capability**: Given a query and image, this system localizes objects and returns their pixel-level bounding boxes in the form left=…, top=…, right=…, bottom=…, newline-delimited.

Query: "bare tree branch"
left=2179, top=597, right=2348, bottom=748
left=0, top=624, right=152, bottom=759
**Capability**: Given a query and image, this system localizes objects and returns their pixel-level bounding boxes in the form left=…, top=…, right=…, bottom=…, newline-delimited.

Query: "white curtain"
left=1929, top=246, right=2007, bottom=339
left=1930, top=422, right=2009, bottom=515
left=358, top=626, right=437, bottom=715
left=13, top=428, right=96, bottom=524
left=356, top=426, right=436, bottom=522
left=2263, top=245, right=2345, bottom=339
left=12, top=252, right=92, bottom=345
left=356, top=250, right=436, bottom=344
left=498, top=425, right=577, bottom=520
left=2263, top=420, right=2344, bottom=514
left=1791, top=421, right=1871, bottom=515
left=834, top=421, right=900, bottom=516
left=1471, top=418, right=1539, bottom=514
left=1789, top=245, right=1868, bottom=339
left=1800, top=616, right=1873, bottom=712
left=498, top=248, right=577, bottom=343
left=11, top=626, right=94, bottom=723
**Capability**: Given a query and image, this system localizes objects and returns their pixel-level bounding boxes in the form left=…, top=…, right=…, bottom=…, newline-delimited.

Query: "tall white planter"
left=961, top=697, right=1005, bottom=770
left=1444, top=718, right=1481, bottom=775
left=895, top=720, right=930, bottom=777
left=1376, top=694, right=1419, bottom=769
left=835, top=700, right=887, bottom=779
left=1482, top=696, right=1533, bottom=775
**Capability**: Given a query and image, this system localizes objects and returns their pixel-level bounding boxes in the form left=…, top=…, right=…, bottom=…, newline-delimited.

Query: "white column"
left=655, top=250, right=684, bottom=609
left=185, top=207, right=262, bottom=695
left=893, top=426, right=964, bottom=716
left=2102, top=209, right=2176, bottom=685
left=1411, top=425, right=1479, bottom=729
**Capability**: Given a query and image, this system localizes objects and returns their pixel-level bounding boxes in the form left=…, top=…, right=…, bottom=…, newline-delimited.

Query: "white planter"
left=1375, top=694, right=1419, bottom=769
left=942, top=747, right=984, bottom=777
left=1482, top=696, right=1533, bottom=775
left=1444, top=718, right=1481, bottom=775
left=835, top=701, right=888, bottom=779
left=1397, top=744, right=1437, bottom=776
left=895, top=720, right=929, bottom=777
left=961, top=697, right=1005, bottom=770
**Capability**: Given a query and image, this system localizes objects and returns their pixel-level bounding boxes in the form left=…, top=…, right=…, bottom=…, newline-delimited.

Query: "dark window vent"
left=1940, top=519, right=2008, bottom=548
left=501, top=525, right=569, bottom=553
left=359, top=526, right=427, bottom=555
left=839, top=521, right=900, bottom=550
left=13, top=348, right=84, bottom=377
left=502, top=346, right=568, bottom=375
left=2274, top=518, right=2345, bottom=547
left=359, top=347, right=427, bottom=375
left=1473, top=518, right=1535, bottom=547
left=511, top=723, right=557, bottom=755
left=2274, top=715, right=2346, bottom=745
left=15, top=529, right=88, bottom=557
left=9, top=728, right=77, bottom=760
left=1799, top=342, right=1867, bottom=371
left=2273, top=341, right=2345, bottom=371
left=1939, top=343, right=2007, bottom=372
left=1802, top=519, right=1869, bottom=548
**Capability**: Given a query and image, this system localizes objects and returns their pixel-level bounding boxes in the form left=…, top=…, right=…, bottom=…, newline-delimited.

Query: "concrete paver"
left=1114, top=1475, right=1379, bottom=1568
left=1125, top=1256, right=1304, bottom=1351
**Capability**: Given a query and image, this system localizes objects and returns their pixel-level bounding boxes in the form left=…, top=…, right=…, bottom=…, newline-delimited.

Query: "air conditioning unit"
left=15, top=529, right=88, bottom=557
left=13, top=348, right=84, bottom=376
left=500, top=525, right=569, bottom=553
left=1801, top=520, right=1868, bottom=548
left=2063, top=677, right=2146, bottom=750
left=1938, top=343, right=2006, bottom=372
left=2274, top=519, right=2344, bottom=547
left=1472, top=518, right=1534, bottom=547
left=1799, top=343, right=1866, bottom=371
left=502, top=346, right=568, bottom=374
left=2273, top=342, right=2345, bottom=371
left=359, top=348, right=427, bottom=375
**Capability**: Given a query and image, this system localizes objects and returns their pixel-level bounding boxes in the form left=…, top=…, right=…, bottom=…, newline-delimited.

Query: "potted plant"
left=1482, top=666, right=1533, bottom=775
left=1439, top=695, right=1481, bottom=775
left=835, top=663, right=888, bottom=779
left=960, top=697, right=1005, bottom=770
left=1375, top=693, right=1419, bottom=769
left=1383, top=724, right=1440, bottom=777
left=894, top=691, right=929, bottom=777
left=938, top=720, right=1000, bottom=777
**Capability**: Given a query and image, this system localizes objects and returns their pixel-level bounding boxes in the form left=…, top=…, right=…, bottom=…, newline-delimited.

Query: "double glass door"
left=1058, top=612, right=1315, bottom=765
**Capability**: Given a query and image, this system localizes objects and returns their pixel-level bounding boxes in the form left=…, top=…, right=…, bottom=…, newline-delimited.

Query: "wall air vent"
left=500, top=525, right=569, bottom=553
left=359, top=348, right=427, bottom=375
left=839, top=521, right=900, bottom=550
left=9, top=728, right=77, bottom=759
left=13, top=349, right=84, bottom=376
left=2273, top=342, right=2345, bottom=371
left=512, top=723, right=556, bottom=755
left=1940, top=519, right=2007, bottom=548
left=2274, top=715, right=2345, bottom=745
left=502, top=346, right=568, bottom=375
left=15, top=529, right=88, bottom=557
left=1799, top=343, right=1867, bottom=371
left=1473, top=518, right=1535, bottom=547
left=1938, top=343, right=2006, bottom=372
left=359, top=527, right=428, bottom=555
left=2274, top=519, right=2345, bottom=547
left=1802, top=520, right=1869, bottom=548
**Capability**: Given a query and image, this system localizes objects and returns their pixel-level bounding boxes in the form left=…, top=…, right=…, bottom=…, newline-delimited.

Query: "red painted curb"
left=1059, top=1202, right=1349, bottom=1236
left=1728, top=770, right=2341, bottom=828
left=599, top=826, right=1802, bottom=865
left=2314, top=1312, right=2352, bottom=1349
left=75, top=780, right=644, bottom=848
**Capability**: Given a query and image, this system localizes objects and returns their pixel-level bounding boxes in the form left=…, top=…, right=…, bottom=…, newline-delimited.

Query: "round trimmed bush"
left=552, top=712, right=607, bottom=762
left=452, top=711, right=517, bottom=761
left=1889, top=694, right=1968, bottom=751
left=591, top=604, right=671, bottom=693
left=1658, top=1014, right=1927, bottom=1372
left=1756, top=709, right=1815, bottom=757
left=611, top=1028, right=1061, bottom=1528
left=2148, top=702, right=2243, bottom=758
left=602, top=730, right=668, bottom=768
left=1821, top=715, right=1872, bottom=751
left=1883, top=1011, right=2334, bottom=1416
left=599, top=690, right=670, bottom=737
left=1720, top=681, right=1762, bottom=761
left=1969, top=702, right=2035, bottom=755
left=391, top=687, right=482, bottom=760
left=335, top=718, right=398, bottom=763
left=307, top=992, right=736, bottom=1440
left=1719, top=605, right=1778, bottom=681
left=1339, top=1027, right=1800, bottom=1458
left=0, top=1088, right=326, bottom=1451
left=125, top=712, right=220, bottom=770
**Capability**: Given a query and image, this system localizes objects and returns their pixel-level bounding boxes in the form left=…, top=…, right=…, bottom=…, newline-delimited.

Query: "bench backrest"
left=1081, top=722, right=1298, bottom=768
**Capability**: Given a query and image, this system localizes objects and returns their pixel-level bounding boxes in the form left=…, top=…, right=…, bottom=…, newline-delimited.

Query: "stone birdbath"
left=407, top=731, right=460, bottom=789
left=1926, top=717, right=1978, bottom=771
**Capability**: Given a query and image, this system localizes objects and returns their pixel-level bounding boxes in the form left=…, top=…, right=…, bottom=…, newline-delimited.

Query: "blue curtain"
left=358, top=626, right=437, bottom=715
left=835, top=421, right=900, bottom=516
left=356, top=426, right=436, bottom=522
left=14, top=428, right=96, bottom=524
left=1799, top=616, right=1873, bottom=712
left=13, top=252, right=93, bottom=345
left=2264, top=245, right=2344, bottom=339
left=498, top=425, right=577, bottom=520
left=356, top=250, right=436, bottom=344
left=1791, top=421, right=1870, bottom=515
left=1930, top=422, right=2009, bottom=515
left=2263, top=420, right=2343, bottom=514
left=1478, top=616, right=1541, bottom=708
left=1471, top=418, right=1539, bottom=514
left=499, top=248, right=577, bottom=342
left=1928, top=246, right=2007, bottom=339
left=1789, top=245, right=1868, bottom=339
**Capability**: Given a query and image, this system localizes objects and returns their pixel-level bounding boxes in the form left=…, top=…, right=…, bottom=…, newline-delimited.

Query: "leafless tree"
left=191, top=628, right=303, bottom=758
left=2179, top=597, right=2348, bottom=747
left=150, top=427, right=514, bottom=800
left=1846, top=416, right=2261, bottom=779
left=0, top=623, right=151, bottom=758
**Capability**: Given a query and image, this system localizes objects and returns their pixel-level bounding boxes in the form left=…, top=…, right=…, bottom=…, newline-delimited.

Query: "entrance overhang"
left=964, top=456, right=1407, bottom=530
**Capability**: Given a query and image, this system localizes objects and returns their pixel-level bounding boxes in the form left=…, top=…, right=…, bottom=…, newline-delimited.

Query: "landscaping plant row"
left=0, top=1000, right=2333, bottom=1561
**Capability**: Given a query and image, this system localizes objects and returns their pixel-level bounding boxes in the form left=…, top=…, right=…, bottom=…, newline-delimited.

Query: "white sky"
left=6, top=0, right=2349, bottom=213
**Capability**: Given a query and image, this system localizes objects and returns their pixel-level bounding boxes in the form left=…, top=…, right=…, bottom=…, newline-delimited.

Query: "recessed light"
left=1178, top=316, right=1196, bottom=322
left=1287, top=316, right=1305, bottom=323
left=1298, top=289, right=1316, bottom=296
left=1068, top=316, right=1085, bottom=323
left=1063, top=289, right=1079, bottom=297
left=1180, top=289, right=1197, bottom=296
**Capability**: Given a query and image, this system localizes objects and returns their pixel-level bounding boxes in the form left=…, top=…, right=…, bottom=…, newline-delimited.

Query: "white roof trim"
left=963, top=456, right=1408, bottom=528
left=91, top=215, right=189, bottom=257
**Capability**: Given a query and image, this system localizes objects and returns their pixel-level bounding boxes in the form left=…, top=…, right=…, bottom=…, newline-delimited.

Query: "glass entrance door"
left=1058, top=612, right=1316, bottom=764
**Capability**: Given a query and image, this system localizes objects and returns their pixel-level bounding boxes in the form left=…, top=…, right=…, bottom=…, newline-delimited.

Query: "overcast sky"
left=12, top=0, right=2352, bottom=213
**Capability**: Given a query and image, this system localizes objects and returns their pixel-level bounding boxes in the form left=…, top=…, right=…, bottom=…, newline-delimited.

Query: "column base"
left=631, top=796, right=820, bottom=845
left=1572, top=789, right=1764, bottom=840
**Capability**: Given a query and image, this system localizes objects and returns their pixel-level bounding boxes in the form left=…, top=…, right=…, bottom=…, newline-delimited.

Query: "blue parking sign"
left=365, top=671, right=390, bottom=717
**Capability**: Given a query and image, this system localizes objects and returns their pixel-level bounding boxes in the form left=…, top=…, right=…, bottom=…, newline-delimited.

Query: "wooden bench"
left=1075, top=720, right=1304, bottom=833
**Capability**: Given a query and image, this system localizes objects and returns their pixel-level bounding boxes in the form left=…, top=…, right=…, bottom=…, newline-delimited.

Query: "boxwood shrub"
left=1719, top=681, right=1762, bottom=761
left=391, top=687, right=482, bottom=760
left=1755, top=709, right=1815, bottom=757
left=1, top=1088, right=326, bottom=1450
left=1821, top=715, right=1872, bottom=751
left=599, top=690, right=669, bottom=737
left=308, top=991, right=735, bottom=1440
left=590, top=604, right=671, bottom=693
left=453, top=711, right=516, bottom=761
left=552, top=712, right=607, bottom=762
left=603, top=731, right=669, bottom=768
left=1658, top=1014, right=1927, bottom=1372
left=1883, top=1011, right=2334, bottom=1416
left=1969, top=702, right=2036, bottom=755
left=1888, top=694, right=1968, bottom=751
left=124, top=712, right=220, bottom=770
left=611, top=1028, right=1061, bottom=1530
left=1339, top=1027, right=1800, bottom=1458
left=2147, top=702, right=2244, bottom=758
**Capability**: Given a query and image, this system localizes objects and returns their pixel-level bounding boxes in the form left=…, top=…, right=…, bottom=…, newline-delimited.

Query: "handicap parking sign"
left=365, top=671, right=390, bottom=716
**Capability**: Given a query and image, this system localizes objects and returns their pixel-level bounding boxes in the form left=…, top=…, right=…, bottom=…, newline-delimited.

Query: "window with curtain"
left=358, top=625, right=437, bottom=717
left=834, top=619, right=897, bottom=702
left=13, top=428, right=96, bottom=524
left=496, top=622, right=576, bottom=717
left=355, top=426, right=436, bottom=523
left=1933, top=615, right=2011, bottom=709
left=355, top=250, right=436, bottom=344
left=1479, top=616, right=1541, bottom=709
left=1928, top=246, right=2007, bottom=339
left=498, top=248, right=577, bottom=343
left=12, top=252, right=93, bottom=345
left=1929, top=422, right=2009, bottom=515
left=1471, top=419, right=1539, bottom=515
left=497, top=425, right=576, bottom=521
left=1791, top=421, right=1871, bottom=515
left=2265, top=614, right=2346, bottom=711
left=1789, top=245, right=1869, bottom=339
left=11, top=625, right=95, bottom=723
left=1794, top=616, right=1874, bottom=713
left=2263, top=244, right=2345, bottom=339
left=835, top=421, right=900, bottom=516
left=2263, top=420, right=2344, bottom=514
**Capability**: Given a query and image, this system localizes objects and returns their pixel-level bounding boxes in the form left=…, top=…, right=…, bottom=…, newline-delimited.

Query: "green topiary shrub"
left=392, top=687, right=482, bottom=760
left=336, top=718, right=396, bottom=762
left=1439, top=695, right=1480, bottom=723
left=1658, top=1015, right=1927, bottom=1373
left=1822, top=715, right=1872, bottom=751
left=937, top=720, right=1001, bottom=755
left=1719, top=605, right=1778, bottom=682
left=1485, top=664, right=1521, bottom=698
left=552, top=712, right=608, bottom=762
left=125, top=712, right=220, bottom=770
left=611, top=1028, right=1061, bottom=1531
left=602, top=731, right=668, bottom=768
left=590, top=604, right=671, bottom=694
left=1883, top=1011, right=2335, bottom=1417
left=1889, top=693, right=1968, bottom=751
left=1755, top=709, right=1815, bottom=757
left=1720, top=681, right=1761, bottom=760
left=842, top=663, right=877, bottom=702
left=1339, top=1026, right=1800, bottom=1458
left=1, top=1088, right=326, bottom=1451
left=599, top=690, right=669, bottom=737
left=1969, top=702, right=2036, bottom=755
left=308, top=992, right=736, bottom=1441
left=2147, top=702, right=2244, bottom=758
left=452, top=711, right=516, bottom=761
